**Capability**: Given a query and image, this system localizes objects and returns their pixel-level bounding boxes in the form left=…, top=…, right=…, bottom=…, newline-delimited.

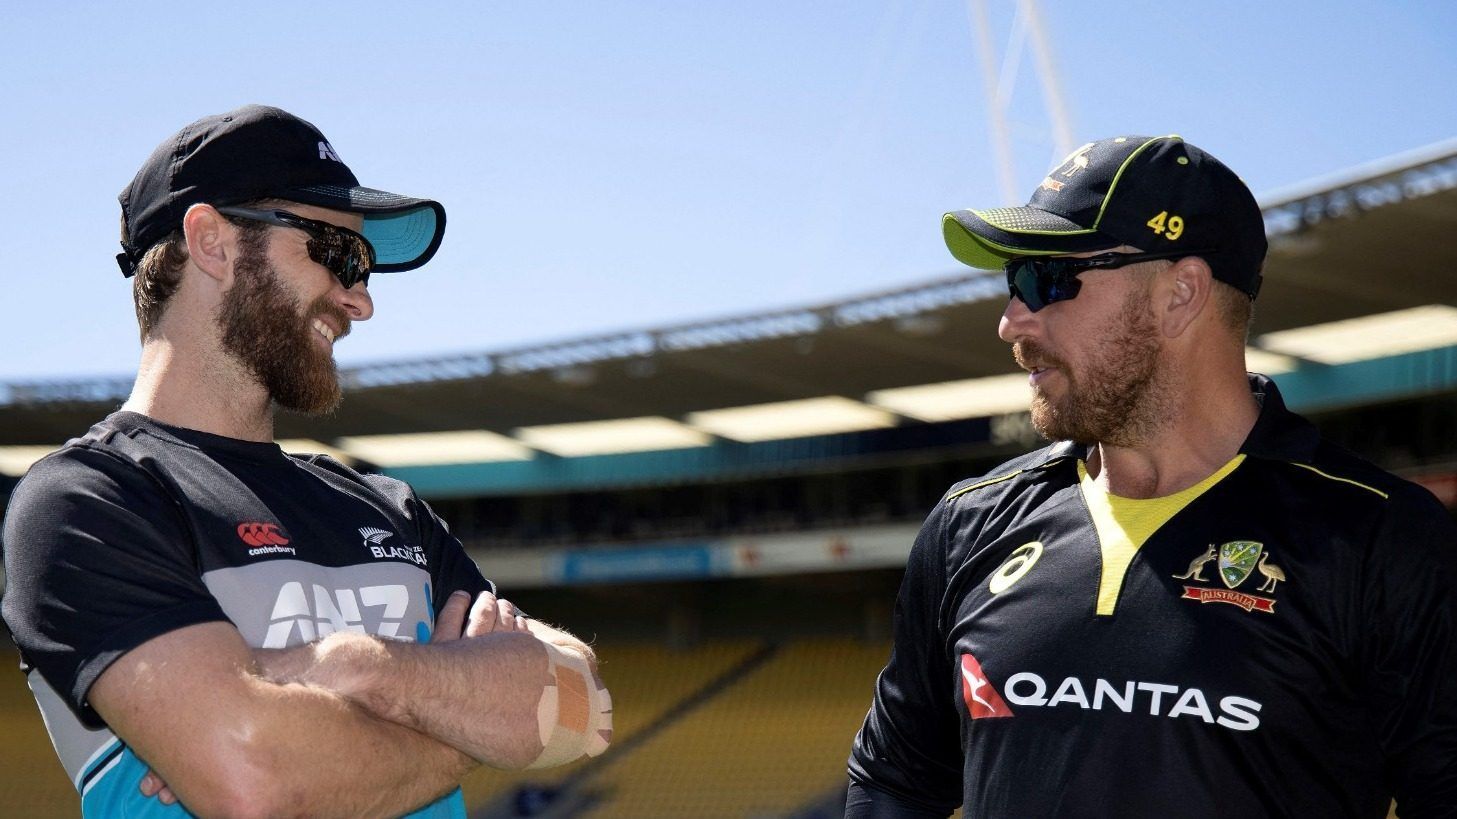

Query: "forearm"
left=91, top=622, right=475, bottom=819
left=233, top=678, right=476, bottom=818
left=265, top=630, right=563, bottom=769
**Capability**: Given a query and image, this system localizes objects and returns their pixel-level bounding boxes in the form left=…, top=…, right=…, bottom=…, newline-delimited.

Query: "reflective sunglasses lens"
left=1042, top=264, right=1083, bottom=308
left=307, top=230, right=373, bottom=289
left=1008, top=262, right=1043, bottom=310
left=342, top=235, right=373, bottom=288
left=1007, top=260, right=1048, bottom=312
left=344, top=233, right=375, bottom=287
left=1005, top=257, right=1084, bottom=313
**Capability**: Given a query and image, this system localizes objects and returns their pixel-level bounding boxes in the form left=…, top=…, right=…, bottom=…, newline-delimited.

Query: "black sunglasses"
left=216, top=207, right=376, bottom=289
left=1004, top=248, right=1217, bottom=312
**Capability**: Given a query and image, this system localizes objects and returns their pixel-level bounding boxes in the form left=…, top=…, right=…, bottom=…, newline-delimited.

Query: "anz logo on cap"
left=318, top=140, right=342, bottom=162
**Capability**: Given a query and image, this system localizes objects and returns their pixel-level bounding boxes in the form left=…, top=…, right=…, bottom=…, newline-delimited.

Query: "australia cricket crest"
left=1218, top=541, right=1263, bottom=589
left=1175, top=540, right=1284, bottom=614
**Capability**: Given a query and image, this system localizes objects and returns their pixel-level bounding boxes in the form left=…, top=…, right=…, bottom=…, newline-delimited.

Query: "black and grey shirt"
left=2, top=412, right=493, bottom=818
left=848, top=377, right=1457, bottom=818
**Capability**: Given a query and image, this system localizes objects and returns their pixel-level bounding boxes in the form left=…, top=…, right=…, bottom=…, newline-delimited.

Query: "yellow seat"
left=0, top=649, right=82, bottom=818
left=569, top=638, right=890, bottom=819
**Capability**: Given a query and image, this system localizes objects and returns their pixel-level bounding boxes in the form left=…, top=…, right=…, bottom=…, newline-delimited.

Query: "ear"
left=181, top=204, right=237, bottom=286
left=1159, top=255, right=1214, bottom=339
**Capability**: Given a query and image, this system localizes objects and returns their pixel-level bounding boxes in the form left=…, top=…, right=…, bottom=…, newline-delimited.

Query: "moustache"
left=310, top=298, right=352, bottom=342
left=1013, top=340, right=1066, bottom=373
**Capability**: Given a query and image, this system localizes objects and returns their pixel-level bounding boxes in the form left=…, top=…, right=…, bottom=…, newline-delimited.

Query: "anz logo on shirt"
left=360, top=526, right=428, bottom=567
left=262, top=581, right=416, bottom=648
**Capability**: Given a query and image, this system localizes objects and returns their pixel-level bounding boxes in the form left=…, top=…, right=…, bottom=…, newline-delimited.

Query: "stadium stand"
left=1, top=141, right=1454, bottom=817
left=0, top=648, right=76, bottom=817
left=460, top=638, right=890, bottom=819
left=460, top=639, right=770, bottom=813
left=563, top=638, right=889, bottom=819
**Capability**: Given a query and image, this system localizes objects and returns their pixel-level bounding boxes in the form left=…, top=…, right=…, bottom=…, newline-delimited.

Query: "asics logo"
left=238, top=522, right=290, bottom=547
left=989, top=541, right=1043, bottom=594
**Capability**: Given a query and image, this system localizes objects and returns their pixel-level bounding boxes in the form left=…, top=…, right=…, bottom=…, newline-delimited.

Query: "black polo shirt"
left=848, top=376, right=1457, bottom=818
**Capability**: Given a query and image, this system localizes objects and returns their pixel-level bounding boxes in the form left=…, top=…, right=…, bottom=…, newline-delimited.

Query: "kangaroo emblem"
left=1173, top=545, right=1217, bottom=582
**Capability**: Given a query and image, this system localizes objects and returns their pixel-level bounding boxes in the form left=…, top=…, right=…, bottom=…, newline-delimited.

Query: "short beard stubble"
left=1019, top=281, right=1172, bottom=447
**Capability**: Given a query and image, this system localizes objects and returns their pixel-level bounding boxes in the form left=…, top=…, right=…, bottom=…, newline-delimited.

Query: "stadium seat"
left=561, top=638, right=891, bottom=819
left=0, top=648, right=80, bottom=818
left=462, top=639, right=771, bottom=811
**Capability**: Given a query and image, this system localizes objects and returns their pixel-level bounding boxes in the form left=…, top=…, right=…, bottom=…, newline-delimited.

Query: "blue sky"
left=4, top=1, right=1454, bottom=380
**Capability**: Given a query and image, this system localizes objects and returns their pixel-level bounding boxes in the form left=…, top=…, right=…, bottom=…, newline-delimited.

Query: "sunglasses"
left=1005, top=248, right=1217, bottom=312
left=216, top=207, right=376, bottom=289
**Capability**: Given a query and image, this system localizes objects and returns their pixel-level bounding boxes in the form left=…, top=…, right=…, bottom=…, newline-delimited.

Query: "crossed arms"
left=90, top=591, right=611, bottom=819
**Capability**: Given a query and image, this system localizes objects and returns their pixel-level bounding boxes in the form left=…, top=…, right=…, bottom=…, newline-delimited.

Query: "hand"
left=466, top=591, right=531, bottom=637
left=139, top=768, right=177, bottom=806
left=432, top=590, right=529, bottom=643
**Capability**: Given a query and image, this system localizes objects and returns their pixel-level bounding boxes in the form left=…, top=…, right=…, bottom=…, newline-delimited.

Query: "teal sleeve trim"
left=81, top=749, right=193, bottom=817
left=81, top=745, right=467, bottom=818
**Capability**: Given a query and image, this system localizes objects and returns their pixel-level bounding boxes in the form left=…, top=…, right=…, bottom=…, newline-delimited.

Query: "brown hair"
left=130, top=228, right=188, bottom=341
left=128, top=203, right=271, bottom=341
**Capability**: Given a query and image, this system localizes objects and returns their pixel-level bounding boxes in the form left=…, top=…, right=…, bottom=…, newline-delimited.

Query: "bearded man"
left=2, top=105, right=611, bottom=818
left=846, top=135, right=1457, bottom=817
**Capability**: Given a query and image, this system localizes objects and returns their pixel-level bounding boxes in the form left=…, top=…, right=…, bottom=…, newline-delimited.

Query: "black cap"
left=943, top=135, right=1266, bottom=297
left=117, top=104, right=446, bottom=277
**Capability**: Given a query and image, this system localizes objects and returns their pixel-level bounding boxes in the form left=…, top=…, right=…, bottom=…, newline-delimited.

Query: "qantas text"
left=1000, top=671, right=1262, bottom=731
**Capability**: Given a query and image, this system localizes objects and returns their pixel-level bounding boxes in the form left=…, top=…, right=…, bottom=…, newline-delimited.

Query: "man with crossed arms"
left=2, top=105, right=611, bottom=817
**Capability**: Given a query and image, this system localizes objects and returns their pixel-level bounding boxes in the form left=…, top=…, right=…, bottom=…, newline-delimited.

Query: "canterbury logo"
left=238, top=522, right=290, bottom=547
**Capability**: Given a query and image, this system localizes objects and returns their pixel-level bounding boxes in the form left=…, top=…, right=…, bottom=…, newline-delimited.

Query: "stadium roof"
left=3, top=139, right=1456, bottom=479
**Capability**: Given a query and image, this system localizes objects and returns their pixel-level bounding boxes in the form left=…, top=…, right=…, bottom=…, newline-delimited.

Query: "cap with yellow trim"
left=943, top=135, right=1267, bottom=297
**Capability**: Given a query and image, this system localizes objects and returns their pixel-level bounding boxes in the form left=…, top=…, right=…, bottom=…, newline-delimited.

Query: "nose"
left=335, top=280, right=374, bottom=322
left=998, top=295, right=1036, bottom=344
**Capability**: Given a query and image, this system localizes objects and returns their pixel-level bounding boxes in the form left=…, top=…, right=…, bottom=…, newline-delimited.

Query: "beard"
left=217, top=232, right=351, bottom=415
left=1015, top=283, right=1171, bottom=447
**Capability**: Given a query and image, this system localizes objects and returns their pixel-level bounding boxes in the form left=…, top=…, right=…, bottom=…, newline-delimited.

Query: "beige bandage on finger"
left=527, top=643, right=613, bottom=769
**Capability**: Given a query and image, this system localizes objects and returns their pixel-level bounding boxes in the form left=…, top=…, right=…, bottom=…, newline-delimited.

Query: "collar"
left=104, top=410, right=290, bottom=466
left=1236, top=373, right=1322, bottom=463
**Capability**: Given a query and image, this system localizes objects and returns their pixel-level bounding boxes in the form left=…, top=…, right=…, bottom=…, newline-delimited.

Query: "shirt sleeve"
left=346, top=465, right=497, bottom=624
left=846, top=498, right=962, bottom=816
left=1363, top=486, right=1457, bottom=817
left=410, top=492, right=495, bottom=618
left=0, top=447, right=228, bottom=728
